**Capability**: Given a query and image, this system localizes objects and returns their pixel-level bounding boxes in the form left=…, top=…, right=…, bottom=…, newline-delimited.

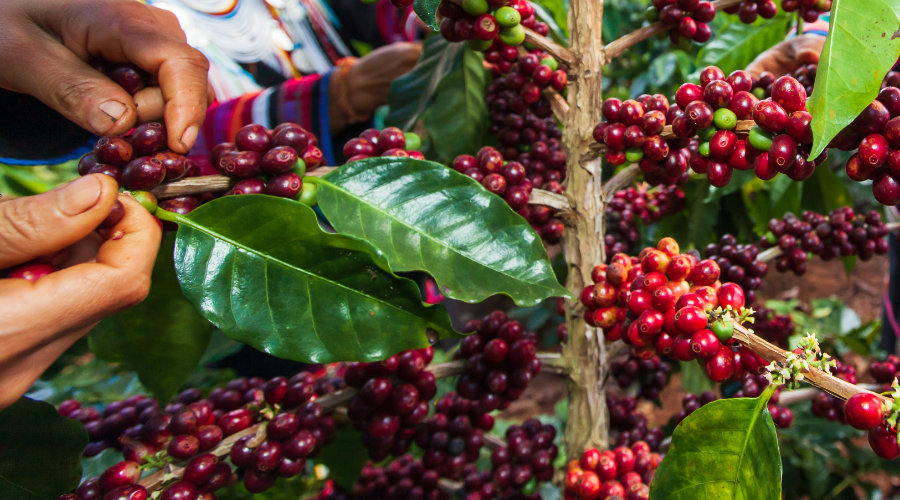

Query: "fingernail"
left=88, top=101, right=127, bottom=132
left=57, top=175, right=103, bottom=216
left=180, top=125, right=199, bottom=150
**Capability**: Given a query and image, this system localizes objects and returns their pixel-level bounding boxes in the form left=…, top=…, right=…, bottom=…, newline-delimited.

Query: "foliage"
left=385, top=37, right=465, bottom=131
left=90, top=233, right=213, bottom=403
left=162, top=195, right=459, bottom=364
left=695, top=10, right=790, bottom=76
left=650, top=388, right=782, bottom=499
left=0, top=398, right=87, bottom=498
left=315, top=157, right=569, bottom=306
left=808, top=0, right=900, bottom=157
left=763, top=298, right=883, bottom=357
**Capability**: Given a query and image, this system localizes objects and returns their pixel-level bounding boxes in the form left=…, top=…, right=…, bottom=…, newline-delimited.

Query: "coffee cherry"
left=159, top=481, right=197, bottom=500
left=131, top=122, right=167, bottom=156
left=771, top=76, right=807, bottom=112
left=98, top=461, right=140, bottom=491
left=868, top=423, right=900, bottom=459
left=235, top=124, right=271, bottom=152
left=844, top=393, right=884, bottom=430
left=95, top=136, right=134, bottom=166
left=266, top=172, right=303, bottom=198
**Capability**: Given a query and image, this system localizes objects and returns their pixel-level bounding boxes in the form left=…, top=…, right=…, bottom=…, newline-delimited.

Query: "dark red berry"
left=122, top=156, right=165, bottom=190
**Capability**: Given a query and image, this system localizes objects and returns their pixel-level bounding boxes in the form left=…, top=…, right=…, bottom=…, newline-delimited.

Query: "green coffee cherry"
left=499, top=24, right=525, bottom=46
left=698, top=141, right=710, bottom=157
left=462, top=0, right=489, bottom=15
left=748, top=126, right=774, bottom=151
left=404, top=132, right=422, bottom=151
left=494, top=6, right=521, bottom=27
left=625, top=148, right=644, bottom=163
left=297, top=182, right=318, bottom=206
left=540, top=56, right=558, bottom=71
left=698, top=126, right=716, bottom=141
left=712, top=319, right=734, bottom=342
left=292, top=158, right=307, bottom=177
left=713, top=108, right=737, bottom=130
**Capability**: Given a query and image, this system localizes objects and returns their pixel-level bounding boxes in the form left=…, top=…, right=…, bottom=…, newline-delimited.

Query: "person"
left=0, top=0, right=211, bottom=410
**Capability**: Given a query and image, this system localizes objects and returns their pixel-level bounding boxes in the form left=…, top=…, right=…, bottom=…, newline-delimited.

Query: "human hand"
left=329, top=42, right=423, bottom=131
left=0, top=175, right=161, bottom=410
left=0, top=0, right=210, bottom=153
left=746, top=35, right=825, bottom=79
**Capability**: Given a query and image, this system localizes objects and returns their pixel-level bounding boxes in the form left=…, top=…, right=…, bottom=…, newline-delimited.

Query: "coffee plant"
left=3, top=0, right=900, bottom=498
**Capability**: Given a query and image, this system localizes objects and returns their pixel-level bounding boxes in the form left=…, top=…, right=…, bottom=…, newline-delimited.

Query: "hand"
left=0, top=175, right=161, bottom=410
left=746, top=35, right=825, bottom=79
left=329, top=42, right=423, bottom=132
left=0, top=0, right=210, bottom=153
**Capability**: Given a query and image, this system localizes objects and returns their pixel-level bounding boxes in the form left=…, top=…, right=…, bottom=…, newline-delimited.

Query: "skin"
left=328, top=42, right=423, bottom=132
left=0, top=0, right=210, bottom=153
left=746, top=35, right=825, bottom=79
left=0, top=0, right=203, bottom=409
left=0, top=175, right=161, bottom=410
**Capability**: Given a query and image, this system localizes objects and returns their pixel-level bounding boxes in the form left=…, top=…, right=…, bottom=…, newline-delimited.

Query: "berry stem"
left=603, top=0, right=746, bottom=62
left=732, top=322, right=887, bottom=403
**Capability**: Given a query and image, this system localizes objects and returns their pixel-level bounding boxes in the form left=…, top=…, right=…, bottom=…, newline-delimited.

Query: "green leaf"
left=413, top=0, right=441, bottom=31
left=423, top=47, right=489, bottom=162
left=808, top=0, right=900, bottom=157
left=680, top=361, right=715, bottom=394
left=649, top=390, right=782, bottom=499
left=164, top=195, right=457, bottom=364
left=532, top=0, right=569, bottom=38
left=315, top=427, right=368, bottom=489
left=385, top=37, right=464, bottom=131
left=801, top=165, right=853, bottom=214
left=90, top=234, right=213, bottom=403
left=696, top=12, right=790, bottom=74
left=315, top=157, right=569, bottom=306
left=0, top=397, right=87, bottom=498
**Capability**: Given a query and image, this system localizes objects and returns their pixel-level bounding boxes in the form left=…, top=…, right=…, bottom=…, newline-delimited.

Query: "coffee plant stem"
left=523, top=26, right=575, bottom=66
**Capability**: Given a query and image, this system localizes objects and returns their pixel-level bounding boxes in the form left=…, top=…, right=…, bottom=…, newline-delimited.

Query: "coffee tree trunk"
left=561, top=0, right=610, bottom=459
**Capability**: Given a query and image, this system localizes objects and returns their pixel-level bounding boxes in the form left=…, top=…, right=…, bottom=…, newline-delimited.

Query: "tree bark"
left=561, top=0, right=610, bottom=459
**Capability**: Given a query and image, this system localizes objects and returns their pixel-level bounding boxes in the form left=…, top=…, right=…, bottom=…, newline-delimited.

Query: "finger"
left=1, top=194, right=161, bottom=348
left=0, top=174, right=118, bottom=269
left=48, top=2, right=209, bottom=153
left=0, top=25, right=138, bottom=136
left=134, top=86, right=165, bottom=124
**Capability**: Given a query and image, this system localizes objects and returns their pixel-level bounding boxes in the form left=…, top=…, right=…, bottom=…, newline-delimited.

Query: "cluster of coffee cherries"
left=780, top=0, right=832, bottom=22
left=57, top=371, right=336, bottom=498
left=210, top=122, right=323, bottom=201
left=752, top=306, right=794, bottom=347
left=436, top=0, right=546, bottom=50
left=649, top=0, right=715, bottom=45
left=604, top=185, right=685, bottom=256
left=723, top=0, right=777, bottom=23
left=343, top=348, right=436, bottom=461
left=811, top=360, right=859, bottom=422
left=414, top=392, right=492, bottom=480
left=451, top=147, right=565, bottom=244
left=466, top=419, right=559, bottom=499
left=871, top=355, right=900, bottom=386
left=761, top=208, right=889, bottom=275
left=564, top=442, right=661, bottom=500
left=354, top=454, right=449, bottom=500
left=454, top=311, right=541, bottom=411
left=704, top=234, right=767, bottom=304
left=78, top=122, right=197, bottom=192
left=672, top=383, right=793, bottom=428
left=839, top=87, right=900, bottom=205
left=607, top=394, right=666, bottom=451
left=594, top=94, right=674, bottom=168
left=584, top=238, right=751, bottom=382
left=610, top=354, right=671, bottom=401
left=341, top=127, right=424, bottom=162
left=483, top=54, right=568, bottom=183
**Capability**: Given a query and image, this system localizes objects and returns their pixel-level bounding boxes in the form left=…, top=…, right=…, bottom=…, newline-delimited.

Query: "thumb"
left=0, top=174, right=119, bottom=269
left=0, top=29, right=137, bottom=137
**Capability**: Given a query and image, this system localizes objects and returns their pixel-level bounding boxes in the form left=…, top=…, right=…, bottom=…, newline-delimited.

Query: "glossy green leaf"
left=316, top=157, right=569, bottom=306
left=650, top=389, right=782, bottom=499
left=90, top=234, right=213, bottom=403
left=165, top=195, right=456, bottom=364
left=423, top=47, right=489, bottom=162
left=0, top=397, right=87, bottom=498
left=696, top=12, right=790, bottom=74
left=385, top=37, right=464, bottom=131
left=808, top=0, right=900, bottom=157
left=413, top=0, right=441, bottom=30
